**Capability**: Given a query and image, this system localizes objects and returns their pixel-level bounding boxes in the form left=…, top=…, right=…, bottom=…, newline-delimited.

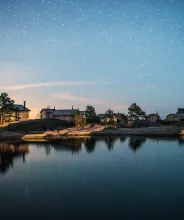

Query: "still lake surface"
left=0, top=136, right=184, bottom=219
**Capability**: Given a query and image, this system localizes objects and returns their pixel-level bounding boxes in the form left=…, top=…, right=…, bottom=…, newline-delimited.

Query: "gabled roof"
left=147, top=113, right=159, bottom=117
left=167, top=113, right=184, bottom=117
left=52, top=109, right=74, bottom=116
left=40, top=108, right=85, bottom=115
left=14, top=104, right=30, bottom=111
left=98, top=114, right=106, bottom=119
left=40, top=108, right=54, bottom=113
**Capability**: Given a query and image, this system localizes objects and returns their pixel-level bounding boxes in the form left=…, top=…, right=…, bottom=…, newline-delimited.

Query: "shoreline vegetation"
left=1, top=93, right=184, bottom=142
left=0, top=125, right=184, bottom=141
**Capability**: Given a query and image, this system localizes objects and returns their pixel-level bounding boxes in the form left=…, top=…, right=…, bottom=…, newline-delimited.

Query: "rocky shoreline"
left=0, top=125, right=184, bottom=141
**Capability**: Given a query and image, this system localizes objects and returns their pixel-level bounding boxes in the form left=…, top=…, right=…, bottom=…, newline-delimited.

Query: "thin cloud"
left=52, top=92, right=104, bottom=105
left=2, top=81, right=109, bottom=90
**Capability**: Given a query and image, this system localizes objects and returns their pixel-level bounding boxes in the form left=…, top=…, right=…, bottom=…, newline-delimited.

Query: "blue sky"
left=0, top=0, right=184, bottom=118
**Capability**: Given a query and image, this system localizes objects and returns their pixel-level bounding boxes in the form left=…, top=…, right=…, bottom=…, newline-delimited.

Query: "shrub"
left=6, top=119, right=73, bottom=132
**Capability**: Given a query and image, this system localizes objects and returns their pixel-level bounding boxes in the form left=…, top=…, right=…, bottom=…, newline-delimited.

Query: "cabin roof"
left=98, top=114, right=106, bottom=118
left=40, top=108, right=54, bottom=113
left=147, top=114, right=159, bottom=117
left=52, top=109, right=74, bottom=116
left=167, top=113, right=184, bottom=117
left=14, top=104, right=30, bottom=111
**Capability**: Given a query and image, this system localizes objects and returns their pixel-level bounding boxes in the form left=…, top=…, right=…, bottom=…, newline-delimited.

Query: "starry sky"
left=0, top=0, right=184, bottom=118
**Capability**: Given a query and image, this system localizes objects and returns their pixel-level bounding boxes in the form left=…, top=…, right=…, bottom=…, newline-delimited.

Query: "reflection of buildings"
left=0, top=142, right=29, bottom=174
left=36, top=137, right=120, bottom=155
left=35, top=138, right=85, bottom=155
left=31, top=136, right=149, bottom=156
left=128, top=137, right=146, bottom=152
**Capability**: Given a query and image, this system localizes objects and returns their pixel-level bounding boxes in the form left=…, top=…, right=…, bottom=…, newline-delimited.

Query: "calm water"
left=1, top=137, right=184, bottom=220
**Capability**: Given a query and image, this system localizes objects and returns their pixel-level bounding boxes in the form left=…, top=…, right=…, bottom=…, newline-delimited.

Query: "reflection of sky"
left=0, top=0, right=184, bottom=118
left=0, top=138, right=184, bottom=219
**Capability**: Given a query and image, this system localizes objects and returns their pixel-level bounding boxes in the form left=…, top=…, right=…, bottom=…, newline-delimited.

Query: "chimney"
left=23, top=101, right=26, bottom=109
left=72, top=105, right=74, bottom=110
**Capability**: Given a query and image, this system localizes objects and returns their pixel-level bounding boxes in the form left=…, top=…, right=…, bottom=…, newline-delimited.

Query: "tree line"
left=0, top=92, right=184, bottom=125
left=73, top=103, right=146, bottom=127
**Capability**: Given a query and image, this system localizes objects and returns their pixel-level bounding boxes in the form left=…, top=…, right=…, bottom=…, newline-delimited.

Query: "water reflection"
left=120, top=136, right=127, bottom=143
left=34, top=138, right=84, bottom=154
left=104, top=136, right=118, bottom=151
left=128, top=137, right=146, bottom=152
left=178, top=136, right=184, bottom=146
left=0, top=141, right=29, bottom=174
left=0, top=137, right=184, bottom=175
left=10, top=136, right=184, bottom=158
left=1, top=137, right=184, bottom=219
left=84, top=138, right=97, bottom=153
left=1, top=137, right=184, bottom=165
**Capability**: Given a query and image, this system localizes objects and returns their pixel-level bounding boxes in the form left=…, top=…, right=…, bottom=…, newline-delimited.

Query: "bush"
left=5, top=119, right=74, bottom=132
left=128, top=120, right=150, bottom=128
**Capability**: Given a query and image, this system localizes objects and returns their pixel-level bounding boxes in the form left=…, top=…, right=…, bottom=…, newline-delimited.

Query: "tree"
left=128, top=103, right=146, bottom=120
left=106, top=108, right=114, bottom=119
left=105, top=109, right=116, bottom=125
left=0, top=93, right=15, bottom=123
left=156, top=111, right=161, bottom=121
left=177, top=108, right=184, bottom=114
left=73, top=109, right=85, bottom=128
left=85, top=105, right=98, bottom=123
left=118, top=113, right=128, bottom=124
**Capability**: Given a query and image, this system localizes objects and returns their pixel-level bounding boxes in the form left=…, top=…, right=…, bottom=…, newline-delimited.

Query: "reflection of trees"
left=128, top=137, right=146, bottom=152
left=120, top=136, right=127, bottom=143
left=34, top=142, right=52, bottom=155
left=0, top=142, right=29, bottom=174
left=40, top=139, right=84, bottom=154
left=40, top=143, right=51, bottom=156
left=38, top=137, right=120, bottom=154
left=104, top=136, right=118, bottom=151
left=53, top=139, right=83, bottom=154
left=84, top=138, right=97, bottom=153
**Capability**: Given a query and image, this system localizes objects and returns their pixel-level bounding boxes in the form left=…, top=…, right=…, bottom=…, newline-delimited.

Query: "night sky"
left=0, top=0, right=184, bottom=118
